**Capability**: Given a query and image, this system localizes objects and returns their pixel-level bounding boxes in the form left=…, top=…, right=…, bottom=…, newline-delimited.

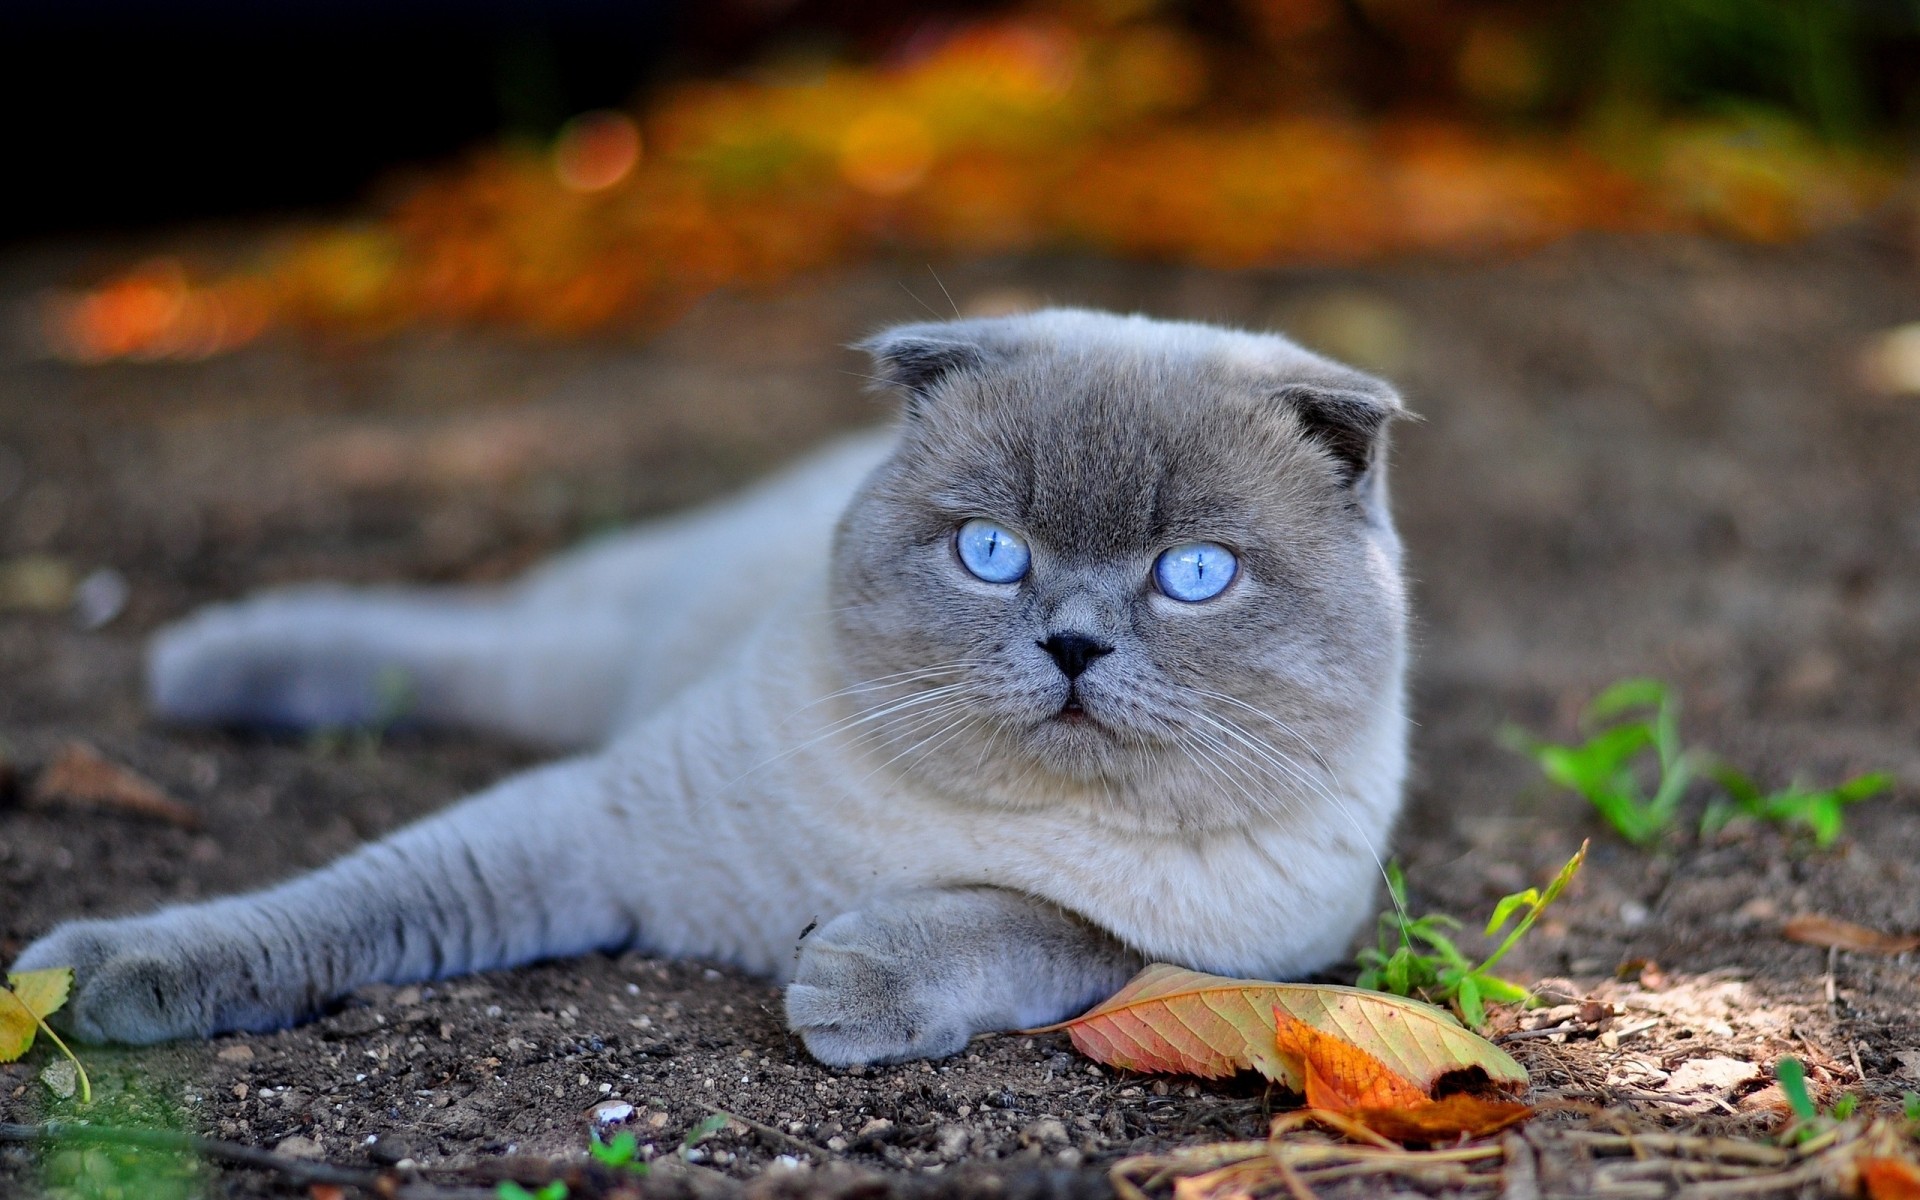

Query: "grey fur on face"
left=16, top=308, right=1411, bottom=1066
left=835, top=310, right=1406, bottom=831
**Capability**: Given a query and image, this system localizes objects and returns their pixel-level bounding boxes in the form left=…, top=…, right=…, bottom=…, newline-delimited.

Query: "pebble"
left=74, top=567, right=128, bottom=629
left=40, top=1059, right=77, bottom=1099
left=591, top=1100, right=636, bottom=1126
left=1020, top=1118, right=1069, bottom=1149
left=275, top=1136, right=324, bottom=1160
left=217, top=1043, right=256, bottom=1063
left=935, top=1125, right=970, bottom=1161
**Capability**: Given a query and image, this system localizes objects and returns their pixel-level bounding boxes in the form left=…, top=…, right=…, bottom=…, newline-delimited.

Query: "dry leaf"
left=1273, top=1009, right=1532, bottom=1144
left=33, top=741, right=200, bottom=828
left=1041, top=963, right=1526, bottom=1092
left=1271, top=1010, right=1426, bottom=1111
left=0, top=968, right=73, bottom=1060
left=1863, top=1157, right=1920, bottom=1200
left=1783, top=914, right=1920, bottom=956
left=1347, top=1092, right=1534, bottom=1144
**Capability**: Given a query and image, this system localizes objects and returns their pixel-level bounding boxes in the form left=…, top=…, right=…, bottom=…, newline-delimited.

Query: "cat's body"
left=18, top=309, right=1411, bottom=1065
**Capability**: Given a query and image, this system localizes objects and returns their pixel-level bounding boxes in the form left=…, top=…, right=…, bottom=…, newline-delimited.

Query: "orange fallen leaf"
left=1345, top=1092, right=1534, bottom=1144
left=1273, top=1010, right=1532, bottom=1144
left=1272, top=1009, right=1426, bottom=1111
left=1783, top=914, right=1920, bottom=956
left=1863, top=1157, right=1920, bottom=1200
left=1041, top=963, right=1526, bottom=1092
left=32, top=741, right=200, bottom=829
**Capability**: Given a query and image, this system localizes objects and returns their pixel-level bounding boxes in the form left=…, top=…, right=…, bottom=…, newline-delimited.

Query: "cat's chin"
left=1021, top=708, right=1131, bottom=778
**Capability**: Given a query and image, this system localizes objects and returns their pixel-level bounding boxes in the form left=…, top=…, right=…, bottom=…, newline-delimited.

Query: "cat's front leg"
left=784, top=888, right=1143, bottom=1066
left=14, top=758, right=641, bottom=1044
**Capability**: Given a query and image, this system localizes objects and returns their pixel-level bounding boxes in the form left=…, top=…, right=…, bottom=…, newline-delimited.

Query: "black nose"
left=1039, top=633, right=1114, bottom=679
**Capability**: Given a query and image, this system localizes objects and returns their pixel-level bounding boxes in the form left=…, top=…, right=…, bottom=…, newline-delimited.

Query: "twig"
left=1498, top=1022, right=1585, bottom=1042
left=1556, top=1132, right=1793, bottom=1166
left=1500, top=1132, right=1540, bottom=1200
left=702, top=1106, right=836, bottom=1159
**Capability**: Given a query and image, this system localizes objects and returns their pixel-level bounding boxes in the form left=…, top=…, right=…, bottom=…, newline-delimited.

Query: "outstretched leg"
left=148, top=585, right=642, bottom=748
left=13, top=757, right=641, bottom=1042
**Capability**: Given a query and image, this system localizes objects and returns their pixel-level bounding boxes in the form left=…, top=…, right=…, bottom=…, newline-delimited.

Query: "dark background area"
left=14, top=0, right=1920, bottom=244
left=2, top=0, right=1004, bottom=241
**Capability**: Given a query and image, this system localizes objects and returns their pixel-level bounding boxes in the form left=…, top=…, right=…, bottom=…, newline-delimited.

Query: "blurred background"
left=13, top=0, right=1920, bottom=360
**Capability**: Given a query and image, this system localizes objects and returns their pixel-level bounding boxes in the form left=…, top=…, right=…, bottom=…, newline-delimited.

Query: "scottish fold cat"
left=17, top=309, right=1410, bottom=1065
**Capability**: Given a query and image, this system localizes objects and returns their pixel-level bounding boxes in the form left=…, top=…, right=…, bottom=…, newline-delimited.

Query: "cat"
left=16, top=308, right=1411, bottom=1066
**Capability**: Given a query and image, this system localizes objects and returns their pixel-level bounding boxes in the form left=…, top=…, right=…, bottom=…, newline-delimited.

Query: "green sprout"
left=1507, top=679, right=1698, bottom=846
left=1703, top=766, right=1892, bottom=847
left=497, top=1183, right=568, bottom=1200
left=588, top=1130, right=648, bottom=1175
left=1357, top=842, right=1587, bottom=1028
left=1774, top=1057, right=1866, bottom=1145
left=681, top=1113, right=730, bottom=1159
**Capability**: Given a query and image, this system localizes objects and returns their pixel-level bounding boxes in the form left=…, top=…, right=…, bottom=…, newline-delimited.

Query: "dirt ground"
left=0, top=233, right=1917, bottom=1199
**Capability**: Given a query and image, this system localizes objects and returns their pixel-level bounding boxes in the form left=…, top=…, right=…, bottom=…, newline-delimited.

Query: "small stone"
left=368, top=1136, right=417, bottom=1166
left=74, top=567, right=129, bottom=630
left=1666, top=1056, right=1760, bottom=1095
left=1898, top=1051, right=1920, bottom=1081
left=39, top=1059, right=77, bottom=1099
left=217, top=1043, right=256, bottom=1063
left=275, top=1136, right=324, bottom=1160
left=935, top=1125, right=970, bottom=1161
left=825, top=1136, right=848, bottom=1152
left=232, top=1083, right=249, bottom=1099
left=591, top=1100, right=636, bottom=1126
left=1618, top=900, right=1650, bottom=929
left=855, top=1117, right=893, bottom=1139
left=1020, top=1118, right=1069, bottom=1149
left=646, top=1111, right=670, bottom=1130
left=771, top=1154, right=805, bottom=1171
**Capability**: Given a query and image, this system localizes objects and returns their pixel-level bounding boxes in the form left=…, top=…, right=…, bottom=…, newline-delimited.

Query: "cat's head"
left=829, top=309, right=1409, bottom=833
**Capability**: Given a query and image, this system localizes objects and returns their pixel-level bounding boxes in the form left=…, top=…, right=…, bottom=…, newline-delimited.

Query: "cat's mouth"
left=1047, top=691, right=1105, bottom=729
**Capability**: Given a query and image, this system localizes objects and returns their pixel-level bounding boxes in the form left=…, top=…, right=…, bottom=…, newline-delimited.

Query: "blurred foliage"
left=43, top=0, right=1920, bottom=361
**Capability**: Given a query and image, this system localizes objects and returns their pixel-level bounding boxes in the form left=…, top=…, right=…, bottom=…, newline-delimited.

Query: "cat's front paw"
left=784, top=909, right=975, bottom=1066
left=14, top=919, right=227, bottom=1045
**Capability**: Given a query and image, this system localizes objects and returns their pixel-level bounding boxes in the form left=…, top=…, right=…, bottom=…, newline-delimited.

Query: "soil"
left=0, top=232, right=1917, bottom=1200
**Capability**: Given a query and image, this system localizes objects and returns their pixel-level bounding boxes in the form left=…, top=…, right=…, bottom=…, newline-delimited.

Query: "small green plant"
left=1774, top=1056, right=1865, bottom=1145
left=497, top=1182, right=568, bottom=1200
left=589, top=1130, right=648, bottom=1175
left=1902, top=1092, right=1920, bottom=1124
left=1356, top=842, right=1587, bottom=1029
left=1703, top=766, right=1893, bottom=847
left=1507, top=679, right=1697, bottom=846
left=681, top=1113, right=730, bottom=1159
left=1513, top=679, right=1897, bottom=849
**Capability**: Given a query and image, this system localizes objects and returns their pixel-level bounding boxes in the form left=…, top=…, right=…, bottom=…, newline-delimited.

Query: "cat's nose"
left=1038, top=633, right=1114, bottom=679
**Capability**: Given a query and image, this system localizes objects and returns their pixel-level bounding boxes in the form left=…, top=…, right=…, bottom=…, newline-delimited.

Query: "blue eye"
left=955, top=519, right=1031, bottom=584
left=1154, top=542, right=1238, bottom=602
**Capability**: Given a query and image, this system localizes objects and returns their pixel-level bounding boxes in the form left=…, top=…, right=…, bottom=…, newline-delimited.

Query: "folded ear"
left=1275, top=376, right=1405, bottom=487
left=854, top=323, right=995, bottom=415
